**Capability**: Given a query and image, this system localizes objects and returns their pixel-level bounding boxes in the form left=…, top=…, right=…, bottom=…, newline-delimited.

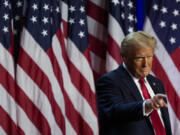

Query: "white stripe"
left=87, top=16, right=108, bottom=43
left=108, top=14, right=125, bottom=48
left=52, top=36, right=99, bottom=135
left=144, top=18, right=180, bottom=96
left=20, top=28, right=76, bottom=135
left=90, top=51, right=105, bottom=74
left=106, top=52, right=119, bottom=72
left=168, top=103, right=180, bottom=135
left=0, top=126, right=7, bottom=135
left=0, top=43, right=14, bottom=78
left=0, top=85, right=40, bottom=135
left=88, top=0, right=107, bottom=9
left=16, top=65, right=62, bottom=135
left=61, top=1, right=68, bottom=22
left=66, top=38, right=95, bottom=93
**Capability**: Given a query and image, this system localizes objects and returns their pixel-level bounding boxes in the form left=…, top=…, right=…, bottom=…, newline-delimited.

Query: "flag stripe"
left=52, top=35, right=99, bottom=134
left=152, top=57, right=180, bottom=120
left=89, top=35, right=107, bottom=59
left=47, top=46, right=94, bottom=135
left=87, top=16, right=108, bottom=43
left=0, top=106, right=24, bottom=135
left=17, top=50, right=64, bottom=135
left=0, top=43, right=15, bottom=78
left=0, top=126, right=7, bottom=135
left=170, top=48, right=180, bottom=72
left=107, top=34, right=122, bottom=64
left=0, top=66, right=41, bottom=135
left=168, top=104, right=180, bottom=135
left=87, top=1, right=108, bottom=27
left=56, top=28, right=98, bottom=115
left=144, top=18, right=180, bottom=97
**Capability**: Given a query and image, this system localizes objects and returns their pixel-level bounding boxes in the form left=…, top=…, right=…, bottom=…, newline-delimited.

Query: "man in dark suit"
left=96, top=31, right=172, bottom=135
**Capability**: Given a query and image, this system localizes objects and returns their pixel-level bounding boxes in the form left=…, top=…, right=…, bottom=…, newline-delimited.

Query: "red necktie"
left=138, top=78, right=166, bottom=135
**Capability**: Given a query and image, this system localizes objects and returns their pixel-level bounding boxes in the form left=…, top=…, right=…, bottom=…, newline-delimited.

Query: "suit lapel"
left=146, top=76, right=160, bottom=94
left=118, top=66, right=143, bottom=101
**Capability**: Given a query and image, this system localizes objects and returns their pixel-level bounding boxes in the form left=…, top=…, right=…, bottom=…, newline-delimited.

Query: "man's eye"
left=135, top=57, right=143, bottom=61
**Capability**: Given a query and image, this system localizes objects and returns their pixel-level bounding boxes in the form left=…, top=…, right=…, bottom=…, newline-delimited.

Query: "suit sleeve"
left=96, top=75, right=146, bottom=124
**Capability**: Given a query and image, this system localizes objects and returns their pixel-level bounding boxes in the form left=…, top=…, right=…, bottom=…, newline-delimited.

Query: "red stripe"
left=89, top=34, right=107, bottom=59
left=107, top=34, right=122, bottom=64
left=0, top=64, right=51, bottom=135
left=152, top=57, right=180, bottom=120
left=170, top=47, right=180, bottom=72
left=47, top=47, right=94, bottom=135
left=87, top=0, right=108, bottom=27
left=0, top=106, right=25, bottom=135
left=62, top=20, right=68, bottom=39
left=56, top=29, right=98, bottom=115
left=18, top=47, right=65, bottom=135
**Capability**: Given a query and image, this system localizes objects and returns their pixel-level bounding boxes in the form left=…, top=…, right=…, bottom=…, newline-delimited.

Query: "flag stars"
left=128, top=27, right=134, bottom=33
left=3, top=14, right=9, bottom=21
left=78, top=31, right=85, bottom=38
left=31, top=16, right=37, bottom=23
left=161, top=7, right=168, bottom=14
left=2, top=26, right=8, bottom=33
left=69, top=6, right=76, bottom=13
left=69, top=18, right=75, bottom=25
left=128, top=1, right=133, bottom=9
left=16, top=1, right=23, bottom=7
left=121, top=13, right=125, bottom=19
left=169, top=37, right=176, bottom=44
left=3, top=0, right=9, bottom=7
left=43, top=4, right=49, bottom=11
left=56, top=7, right=60, bottom=13
left=172, top=9, right=179, bottom=16
left=128, top=14, right=134, bottom=22
left=42, top=17, right=49, bottom=24
left=153, top=4, right=158, bottom=11
left=159, top=21, right=166, bottom=28
left=79, top=19, right=85, bottom=26
left=32, top=3, right=38, bottom=11
left=80, top=6, right=85, bottom=13
left=171, top=23, right=177, bottom=30
left=41, top=30, right=48, bottom=37
left=121, top=1, right=124, bottom=6
left=112, top=0, right=119, bottom=6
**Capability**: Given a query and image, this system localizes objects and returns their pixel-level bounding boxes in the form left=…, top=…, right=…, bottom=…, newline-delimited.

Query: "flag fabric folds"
left=1, top=0, right=98, bottom=134
left=144, top=0, right=180, bottom=134
left=0, top=0, right=180, bottom=135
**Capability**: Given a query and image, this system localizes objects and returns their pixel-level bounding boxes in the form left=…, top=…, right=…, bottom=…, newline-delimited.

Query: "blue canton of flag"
left=25, top=0, right=61, bottom=51
left=64, top=0, right=89, bottom=52
left=109, top=0, right=138, bottom=35
left=147, top=0, right=180, bottom=53
left=0, top=0, right=13, bottom=49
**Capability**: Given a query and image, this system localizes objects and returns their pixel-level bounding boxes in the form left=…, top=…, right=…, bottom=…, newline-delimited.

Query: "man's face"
left=123, top=46, right=154, bottom=78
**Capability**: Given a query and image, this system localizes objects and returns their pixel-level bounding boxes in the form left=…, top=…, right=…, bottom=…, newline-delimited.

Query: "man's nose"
left=142, top=57, right=148, bottom=67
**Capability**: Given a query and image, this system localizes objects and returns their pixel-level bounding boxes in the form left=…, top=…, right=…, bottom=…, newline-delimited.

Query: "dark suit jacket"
left=96, top=65, right=172, bottom=135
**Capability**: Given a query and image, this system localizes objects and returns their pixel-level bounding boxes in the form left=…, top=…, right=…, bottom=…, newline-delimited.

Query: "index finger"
left=156, top=93, right=167, bottom=99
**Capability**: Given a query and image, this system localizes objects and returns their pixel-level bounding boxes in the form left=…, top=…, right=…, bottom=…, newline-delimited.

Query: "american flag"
left=1, top=0, right=180, bottom=134
left=144, top=0, right=180, bottom=134
left=1, top=0, right=99, bottom=134
left=0, top=0, right=21, bottom=134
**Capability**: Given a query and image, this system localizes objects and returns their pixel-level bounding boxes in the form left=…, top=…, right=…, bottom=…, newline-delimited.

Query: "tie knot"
left=138, top=78, right=145, bottom=84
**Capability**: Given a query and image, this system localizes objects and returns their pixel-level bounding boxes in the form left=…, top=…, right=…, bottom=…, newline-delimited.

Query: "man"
left=96, top=31, right=172, bottom=135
